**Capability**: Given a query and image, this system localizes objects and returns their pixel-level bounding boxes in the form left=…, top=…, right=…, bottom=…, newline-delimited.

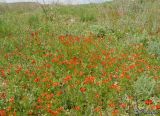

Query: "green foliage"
left=80, top=13, right=96, bottom=22
left=0, top=18, right=12, bottom=37
left=0, top=1, right=160, bottom=115
left=89, top=25, right=106, bottom=37
left=28, top=15, right=40, bottom=29
left=147, top=40, right=160, bottom=57
left=133, top=74, right=156, bottom=99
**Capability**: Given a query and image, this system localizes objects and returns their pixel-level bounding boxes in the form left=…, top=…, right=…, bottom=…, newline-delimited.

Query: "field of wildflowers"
left=0, top=0, right=160, bottom=115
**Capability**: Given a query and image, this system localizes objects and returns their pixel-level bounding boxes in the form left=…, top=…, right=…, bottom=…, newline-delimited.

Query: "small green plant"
left=0, top=19, right=12, bottom=37
left=147, top=40, right=160, bottom=57
left=126, top=33, right=148, bottom=46
left=28, top=15, right=40, bottom=29
left=133, top=74, right=156, bottom=99
left=89, top=25, right=106, bottom=38
left=80, top=13, right=96, bottom=22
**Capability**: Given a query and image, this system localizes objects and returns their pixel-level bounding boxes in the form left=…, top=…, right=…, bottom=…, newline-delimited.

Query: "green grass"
left=0, top=0, right=160, bottom=115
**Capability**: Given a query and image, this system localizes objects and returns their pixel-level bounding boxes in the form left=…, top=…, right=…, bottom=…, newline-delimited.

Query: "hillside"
left=0, top=0, right=160, bottom=115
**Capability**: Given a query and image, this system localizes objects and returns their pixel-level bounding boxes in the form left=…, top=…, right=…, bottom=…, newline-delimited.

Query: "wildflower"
left=119, top=103, right=127, bottom=109
left=87, top=64, right=97, bottom=69
left=0, top=93, right=6, bottom=99
left=51, top=57, right=59, bottom=63
left=63, top=75, right=72, bottom=83
left=112, top=109, right=119, bottom=116
left=36, top=105, right=43, bottom=110
left=31, top=31, right=38, bottom=37
left=9, top=97, right=14, bottom=103
left=47, top=104, right=52, bottom=109
left=58, top=35, right=65, bottom=40
left=95, top=93, right=100, bottom=99
left=127, top=96, right=133, bottom=100
left=75, top=36, right=80, bottom=42
left=1, top=70, right=6, bottom=77
left=31, top=60, right=36, bottom=64
left=110, top=83, right=121, bottom=91
left=56, top=91, right=63, bottom=97
left=7, top=106, right=12, bottom=111
left=128, top=64, right=136, bottom=70
left=155, top=105, right=160, bottom=110
left=126, top=75, right=131, bottom=79
left=83, top=76, right=95, bottom=84
left=84, top=37, right=92, bottom=43
left=74, top=106, right=81, bottom=111
left=45, top=64, right=51, bottom=68
left=70, top=57, right=79, bottom=65
left=47, top=109, right=59, bottom=116
left=52, top=82, right=60, bottom=87
left=41, top=92, right=47, bottom=97
left=102, top=78, right=111, bottom=84
left=108, top=102, right=115, bottom=108
left=29, top=71, right=36, bottom=77
left=13, top=111, right=16, bottom=116
left=46, top=93, right=54, bottom=100
left=145, top=99, right=153, bottom=105
left=0, top=110, right=6, bottom=116
left=101, top=71, right=107, bottom=77
left=120, top=72, right=125, bottom=78
left=80, top=87, right=86, bottom=93
left=150, top=105, right=156, bottom=110
left=28, top=111, right=33, bottom=115
left=44, top=53, right=52, bottom=57
left=42, top=77, right=50, bottom=82
left=34, top=77, right=40, bottom=83
left=37, top=98, right=42, bottom=103
left=15, top=66, right=22, bottom=74
left=57, top=107, right=64, bottom=112
left=79, top=71, right=84, bottom=76
left=94, top=106, right=101, bottom=112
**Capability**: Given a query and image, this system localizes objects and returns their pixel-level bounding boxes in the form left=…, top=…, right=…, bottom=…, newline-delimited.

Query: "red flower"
left=31, top=60, right=36, bottom=64
left=95, top=93, right=100, bottom=99
left=112, top=109, right=119, bottom=116
left=83, top=76, right=95, bottom=84
left=58, top=35, right=65, bottom=40
left=156, top=105, right=160, bottom=110
left=46, top=93, right=54, bottom=100
left=120, top=103, right=127, bottom=109
left=36, top=105, right=43, bottom=109
left=45, top=64, right=51, bottom=68
left=34, top=77, right=40, bottom=83
left=9, top=97, right=14, bottom=103
left=56, top=91, right=63, bottom=97
left=74, top=106, right=81, bottom=111
left=52, top=82, right=60, bottom=87
left=94, top=106, right=101, bottom=112
left=108, top=103, right=115, bottom=108
left=63, top=75, right=72, bottom=83
left=80, top=87, right=86, bottom=93
left=70, top=57, right=79, bottom=65
left=37, top=98, right=42, bottom=103
left=31, top=31, right=38, bottom=37
left=1, top=70, right=6, bottom=77
left=145, top=99, right=153, bottom=105
left=110, top=83, right=121, bottom=91
left=0, top=110, right=6, bottom=116
left=128, top=64, right=135, bottom=70
left=57, top=107, right=64, bottom=112
left=15, top=66, right=22, bottom=74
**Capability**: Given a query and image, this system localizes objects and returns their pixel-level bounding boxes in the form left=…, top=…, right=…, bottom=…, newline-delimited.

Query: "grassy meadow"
left=0, top=0, right=160, bottom=115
